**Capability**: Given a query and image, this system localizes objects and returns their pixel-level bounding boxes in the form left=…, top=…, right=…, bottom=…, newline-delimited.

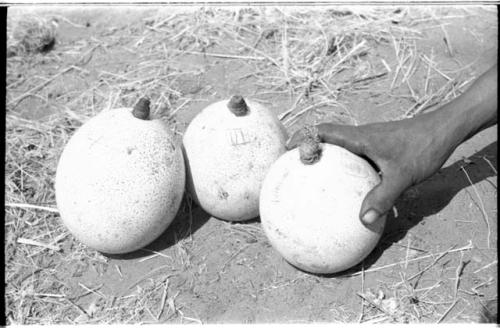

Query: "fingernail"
left=362, top=209, right=380, bottom=225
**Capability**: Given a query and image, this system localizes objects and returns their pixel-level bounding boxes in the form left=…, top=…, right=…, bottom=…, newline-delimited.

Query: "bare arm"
left=441, top=64, right=497, bottom=145
left=287, top=64, right=497, bottom=225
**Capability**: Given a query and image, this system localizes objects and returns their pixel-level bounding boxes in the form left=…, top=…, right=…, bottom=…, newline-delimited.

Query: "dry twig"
left=6, top=202, right=59, bottom=213
left=17, top=238, right=61, bottom=251
left=461, top=166, right=491, bottom=248
left=347, top=241, right=473, bottom=277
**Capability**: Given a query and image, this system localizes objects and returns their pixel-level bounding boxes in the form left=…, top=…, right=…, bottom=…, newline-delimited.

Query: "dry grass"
left=5, top=5, right=496, bottom=324
left=8, top=14, right=57, bottom=57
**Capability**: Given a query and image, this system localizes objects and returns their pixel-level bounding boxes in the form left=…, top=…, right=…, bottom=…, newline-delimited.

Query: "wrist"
left=438, top=65, right=497, bottom=148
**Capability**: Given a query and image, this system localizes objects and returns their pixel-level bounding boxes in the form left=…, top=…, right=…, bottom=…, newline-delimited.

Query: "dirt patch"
left=5, top=5, right=497, bottom=324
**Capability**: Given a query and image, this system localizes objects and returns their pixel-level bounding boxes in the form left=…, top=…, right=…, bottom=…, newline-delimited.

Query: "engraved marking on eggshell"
left=227, top=128, right=254, bottom=146
left=339, top=155, right=370, bottom=178
left=218, top=188, right=229, bottom=200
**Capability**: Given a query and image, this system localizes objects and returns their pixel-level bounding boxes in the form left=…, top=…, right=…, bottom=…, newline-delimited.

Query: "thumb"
left=359, top=171, right=408, bottom=225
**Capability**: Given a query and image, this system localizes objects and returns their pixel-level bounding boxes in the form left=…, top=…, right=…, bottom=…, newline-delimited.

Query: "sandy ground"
left=5, top=5, right=497, bottom=324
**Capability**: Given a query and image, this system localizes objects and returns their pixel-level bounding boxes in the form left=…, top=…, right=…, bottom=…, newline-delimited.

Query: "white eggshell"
left=260, top=143, right=386, bottom=274
left=183, top=99, right=287, bottom=222
left=55, top=107, right=185, bottom=254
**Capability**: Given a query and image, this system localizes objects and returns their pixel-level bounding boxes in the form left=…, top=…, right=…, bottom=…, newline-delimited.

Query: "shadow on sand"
left=104, top=195, right=211, bottom=260
left=316, top=141, right=497, bottom=278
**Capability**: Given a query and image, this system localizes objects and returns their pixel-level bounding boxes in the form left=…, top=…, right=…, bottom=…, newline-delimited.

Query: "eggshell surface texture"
left=183, top=98, right=287, bottom=222
left=55, top=107, right=185, bottom=254
left=260, top=143, right=386, bottom=274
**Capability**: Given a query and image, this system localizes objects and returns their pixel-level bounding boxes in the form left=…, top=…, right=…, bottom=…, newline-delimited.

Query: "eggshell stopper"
left=227, top=95, right=249, bottom=116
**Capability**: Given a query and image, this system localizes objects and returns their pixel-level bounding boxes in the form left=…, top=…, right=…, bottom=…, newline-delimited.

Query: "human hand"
left=286, top=111, right=462, bottom=225
left=287, top=65, right=497, bottom=226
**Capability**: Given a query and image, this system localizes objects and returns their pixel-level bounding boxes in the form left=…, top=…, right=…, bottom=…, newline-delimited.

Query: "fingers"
left=287, top=123, right=408, bottom=226
left=359, top=170, right=409, bottom=225
left=286, top=123, right=334, bottom=150
left=316, top=123, right=370, bottom=156
left=286, top=123, right=369, bottom=157
left=286, top=128, right=309, bottom=150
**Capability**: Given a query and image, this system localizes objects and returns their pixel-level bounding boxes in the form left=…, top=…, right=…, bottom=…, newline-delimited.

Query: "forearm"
left=439, top=64, right=497, bottom=150
left=287, top=64, right=497, bottom=225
